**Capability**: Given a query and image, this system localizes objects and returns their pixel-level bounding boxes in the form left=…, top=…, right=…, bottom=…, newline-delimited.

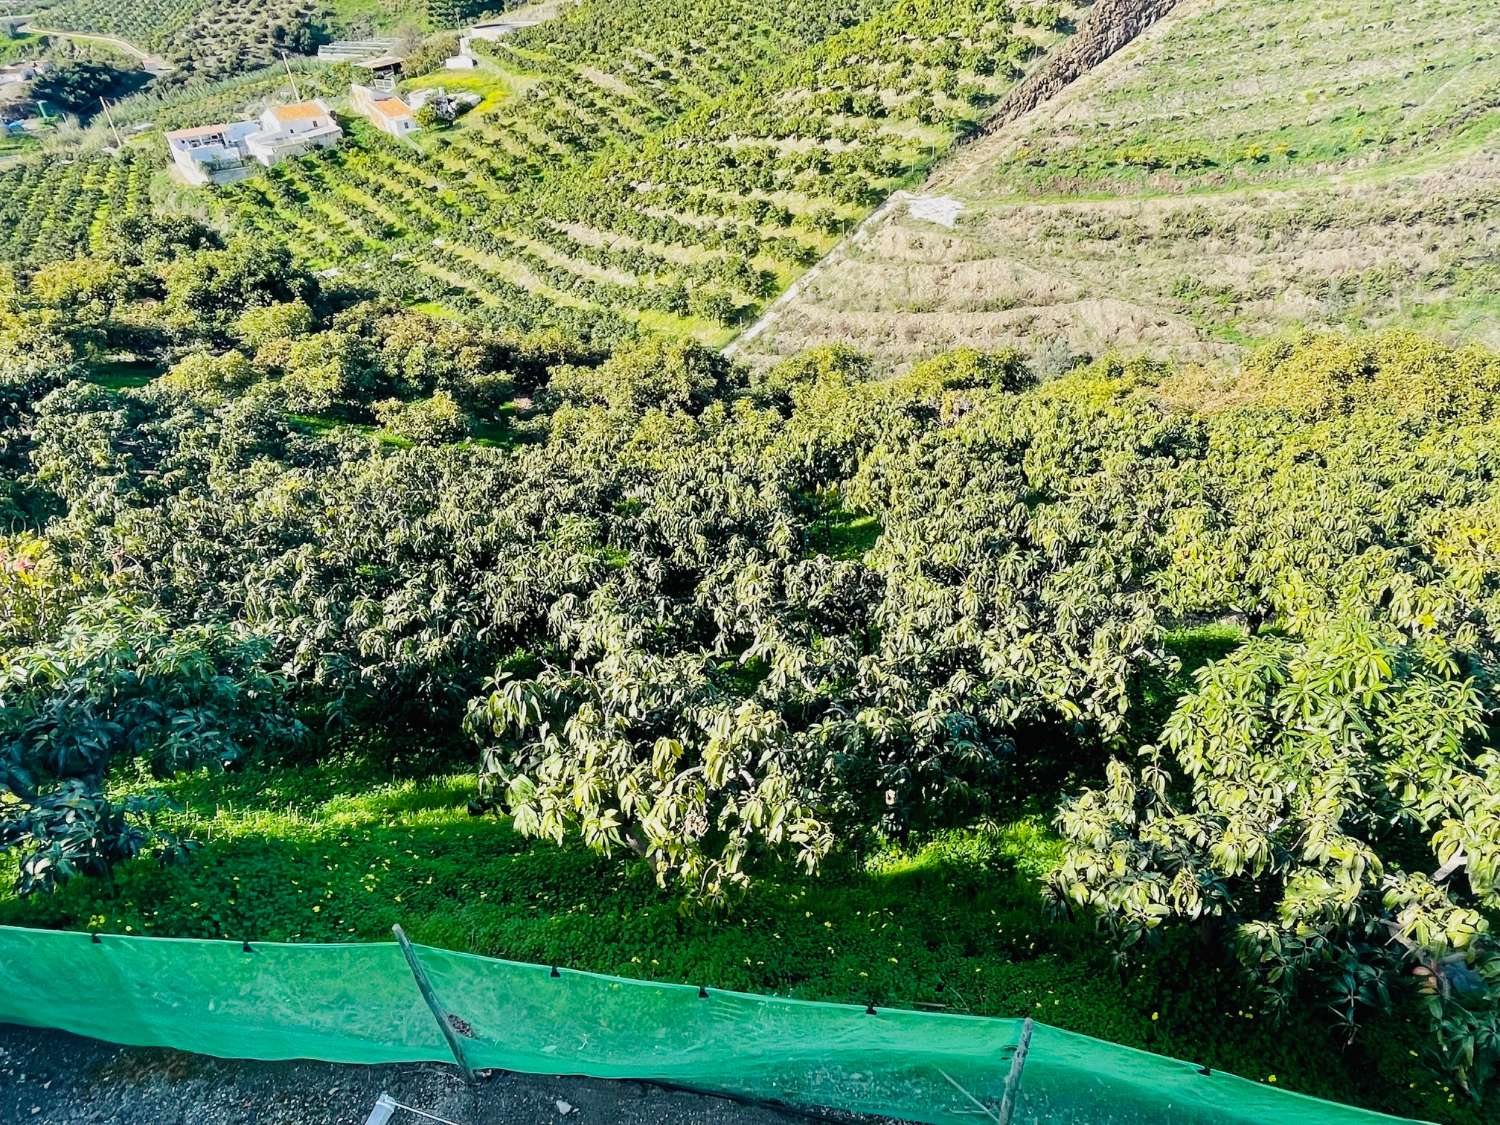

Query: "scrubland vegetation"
left=1, top=0, right=1498, bottom=1122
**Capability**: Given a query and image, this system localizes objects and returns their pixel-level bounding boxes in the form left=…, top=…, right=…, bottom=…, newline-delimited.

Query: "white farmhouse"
left=164, top=120, right=262, bottom=184
left=351, top=84, right=420, bottom=138
left=165, top=99, right=343, bottom=186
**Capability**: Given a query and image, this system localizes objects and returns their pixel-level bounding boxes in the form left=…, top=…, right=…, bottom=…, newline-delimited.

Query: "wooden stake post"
left=392, top=924, right=478, bottom=1083
left=996, top=1017, right=1034, bottom=1125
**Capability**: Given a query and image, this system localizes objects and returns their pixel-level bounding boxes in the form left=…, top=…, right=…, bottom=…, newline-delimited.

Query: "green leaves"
left=0, top=598, right=302, bottom=894
left=1050, top=620, right=1500, bottom=1094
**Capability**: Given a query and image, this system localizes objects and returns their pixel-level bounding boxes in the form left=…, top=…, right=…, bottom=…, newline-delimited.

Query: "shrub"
left=1049, top=621, right=1500, bottom=1097
left=375, top=389, right=471, bottom=444
left=0, top=598, right=303, bottom=895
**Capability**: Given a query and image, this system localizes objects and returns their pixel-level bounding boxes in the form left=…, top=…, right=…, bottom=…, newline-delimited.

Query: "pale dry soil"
left=737, top=0, right=1500, bottom=373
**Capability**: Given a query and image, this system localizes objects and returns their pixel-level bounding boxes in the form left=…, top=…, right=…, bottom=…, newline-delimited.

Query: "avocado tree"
left=1049, top=621, right=1500, bottom=1095
left=0, top=599, right=303, bottom=895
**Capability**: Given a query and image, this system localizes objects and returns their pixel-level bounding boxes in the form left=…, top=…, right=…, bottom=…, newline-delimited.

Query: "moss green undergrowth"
left=0, top=745, right=1472, bottom=1122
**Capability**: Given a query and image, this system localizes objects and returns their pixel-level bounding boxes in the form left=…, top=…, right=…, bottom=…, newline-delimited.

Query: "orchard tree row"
left=221, top=0, right=1072, bottom=341
left=2, top=221, right=1499, bottom=1098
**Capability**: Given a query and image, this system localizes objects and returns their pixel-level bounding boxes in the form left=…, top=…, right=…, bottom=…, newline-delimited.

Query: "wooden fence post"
left=392, top=924, right=478, bottom=1084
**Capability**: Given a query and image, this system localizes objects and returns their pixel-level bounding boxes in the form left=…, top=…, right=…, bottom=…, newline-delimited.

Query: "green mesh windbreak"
left=0, top=925, right=1423, bottom=1124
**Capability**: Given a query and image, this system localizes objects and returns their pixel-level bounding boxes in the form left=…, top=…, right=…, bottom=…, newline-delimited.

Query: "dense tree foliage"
left=2, top=228, right=1499, bottom=1096
left=1051, top=625, right=1500, bottom=1091
left=0, top=598, right=301, bottom=895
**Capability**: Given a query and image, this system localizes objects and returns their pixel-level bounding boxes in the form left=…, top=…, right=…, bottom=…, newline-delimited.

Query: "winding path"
left=18, top=21, right=175, bottom=73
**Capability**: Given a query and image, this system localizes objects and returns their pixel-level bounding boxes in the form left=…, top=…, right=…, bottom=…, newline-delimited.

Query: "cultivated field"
left=738, top=0, right=1500, bottom=370
left=0, top=149, right=153, bottom=265
left=223, top=0, right=1079, bottom=345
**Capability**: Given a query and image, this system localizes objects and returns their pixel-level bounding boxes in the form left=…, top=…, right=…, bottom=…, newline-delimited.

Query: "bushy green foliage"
left=0, top=598, right=302, bottom=894
left=5, top=214, right=1500, bottom=1109
left=1051, top=623, right=1500, bottom=1093
left=39, top=0, right=328, bottom=82
left=158, top=349, right=257, bottom=398
left=0, top=151, right=154, bottom=269
left=30, top=60, right=149, bottom=113
left=374, top=388, right=469, bottom=443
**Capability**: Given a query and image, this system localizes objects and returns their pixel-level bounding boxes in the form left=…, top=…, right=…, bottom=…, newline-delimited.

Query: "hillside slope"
left=220, top=0, right=1079, bottom=345
left=737, top=0, right=1500, bottom=371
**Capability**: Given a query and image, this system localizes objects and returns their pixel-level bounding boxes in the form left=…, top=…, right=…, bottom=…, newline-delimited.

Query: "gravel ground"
left=0, top=1026, right=839, bottom=1125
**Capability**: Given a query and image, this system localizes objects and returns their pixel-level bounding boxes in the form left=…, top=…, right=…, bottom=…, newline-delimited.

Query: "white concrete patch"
left=905, top=194, right=965, bottom=227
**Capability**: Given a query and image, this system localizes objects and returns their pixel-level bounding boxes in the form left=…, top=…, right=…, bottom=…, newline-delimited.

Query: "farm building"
left=166, top=100, right=343, bottom=185
left=316, top=39, right=399, bottom=62
left=0, top=61, right=50, bottom=87
left=351, top=84, right=420, bottom=138
left=354, top=55, right=404, bottom=94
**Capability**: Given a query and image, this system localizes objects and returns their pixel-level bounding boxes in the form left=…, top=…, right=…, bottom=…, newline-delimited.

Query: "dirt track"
left=0, top=1026, right=844, bottom=1125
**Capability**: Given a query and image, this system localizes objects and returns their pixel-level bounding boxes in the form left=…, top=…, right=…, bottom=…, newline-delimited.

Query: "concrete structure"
left=165, top=99, right=342, bottom=185
left=352, top=83, right=419, bottom=138
left=353, top=55, right=403, bottom=94
left=163, top=119, right=260, bottom=184
left=445, top=37, right=479, bottom=69
left=0, top=61, right=49, bottom=87
left=0, top=59, right=51, bottom=125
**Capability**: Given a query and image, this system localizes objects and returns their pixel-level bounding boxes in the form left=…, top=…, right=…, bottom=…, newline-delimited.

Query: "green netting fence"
left=0, top=924, right=1423, bottom=1124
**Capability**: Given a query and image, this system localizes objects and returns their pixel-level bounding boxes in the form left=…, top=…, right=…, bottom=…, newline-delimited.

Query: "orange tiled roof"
left=266, top=101, right=327, bottom=125
left=372, top=97, right=413, bottom=120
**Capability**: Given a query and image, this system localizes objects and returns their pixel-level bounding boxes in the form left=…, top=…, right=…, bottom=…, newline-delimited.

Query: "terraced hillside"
left=0, top=59, right=346, bottom=268
left=21, top=0, right=326, bottom=81
left=0, top=150, right=154, bottom=266
left=737, top=0, right=1500, bottom=370
left=222, top=0, right=1077, bottom=344
left=17, top=0, right=457, bottom=81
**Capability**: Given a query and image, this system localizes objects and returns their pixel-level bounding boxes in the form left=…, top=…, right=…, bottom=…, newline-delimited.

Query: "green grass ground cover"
left=84, top=357, right=161, bottom=389
left=0, top=737, right=1475, bottom=1123
left=404, top=68, right=519, bottom=115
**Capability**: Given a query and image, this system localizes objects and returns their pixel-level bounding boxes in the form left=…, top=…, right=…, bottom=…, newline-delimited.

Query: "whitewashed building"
left=446, top=37, right=480, bottom=69
left=166, top=100, right=343, bottom=185
left=351, top=84, right=420, bottom=138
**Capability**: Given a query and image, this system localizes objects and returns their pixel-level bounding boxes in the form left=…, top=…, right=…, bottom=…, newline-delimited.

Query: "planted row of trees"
left=4, top=220, right=1500, bottom=1108
left=222, top=0, right=1055, bottom=340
